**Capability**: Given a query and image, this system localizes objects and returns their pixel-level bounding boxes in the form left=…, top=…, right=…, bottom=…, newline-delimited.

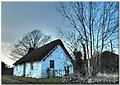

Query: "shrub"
left=62, top=73, right=119, bottom=84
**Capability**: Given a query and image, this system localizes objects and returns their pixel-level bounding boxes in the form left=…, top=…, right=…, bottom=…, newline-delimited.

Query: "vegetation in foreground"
left=62, top=73, right=119, bottom=84
left=2, top=73, right=119, bottom=84
left=2, top=75, right=62, bottom=84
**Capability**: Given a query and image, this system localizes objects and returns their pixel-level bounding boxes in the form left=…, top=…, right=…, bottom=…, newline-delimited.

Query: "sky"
left=1, top=2, right=67, bottom=66
left=1, top=2, right=119, bottom=67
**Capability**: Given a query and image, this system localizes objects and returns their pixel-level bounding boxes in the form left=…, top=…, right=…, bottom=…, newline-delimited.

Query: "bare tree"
left=59, top=29, right=82, bottom=53
left=57, top=2, right=118, bottom=77
left=10, top=30, right=51, bottom=60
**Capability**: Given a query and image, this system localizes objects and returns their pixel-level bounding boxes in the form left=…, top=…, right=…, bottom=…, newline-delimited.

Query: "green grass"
left=2, top=75, right=62, bottom=84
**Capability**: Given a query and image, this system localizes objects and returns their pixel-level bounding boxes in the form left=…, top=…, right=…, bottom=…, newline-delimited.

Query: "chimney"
left=28, top=48, right=34, bottom=54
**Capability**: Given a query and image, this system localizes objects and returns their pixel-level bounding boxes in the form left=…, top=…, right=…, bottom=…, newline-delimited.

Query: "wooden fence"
left=47, top=66, right=73, bottom=78
left=48, top=69, right=66, bottom=78
left=54, top=70, right=65, bottom=77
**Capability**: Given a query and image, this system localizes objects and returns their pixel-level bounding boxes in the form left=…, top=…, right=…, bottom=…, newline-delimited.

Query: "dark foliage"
left=1, top=62, right=13, bottom=75
left=100, top=51, right=119, bottom=73
left=73, top=51, right=86, bottom=77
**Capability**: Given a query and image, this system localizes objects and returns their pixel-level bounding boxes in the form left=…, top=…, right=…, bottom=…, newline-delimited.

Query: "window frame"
left=50, top=60, right=54, bottom=68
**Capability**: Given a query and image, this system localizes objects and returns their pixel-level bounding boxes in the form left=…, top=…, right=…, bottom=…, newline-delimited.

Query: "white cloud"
left=1, top=42, right=15, bottom=67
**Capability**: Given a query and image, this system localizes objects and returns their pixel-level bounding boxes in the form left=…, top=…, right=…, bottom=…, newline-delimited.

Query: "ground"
left=2, top=74, right=119, bottom=84
left=62, top=73, right=119, bottom=84
left=2, top=75, right=62, bottom=84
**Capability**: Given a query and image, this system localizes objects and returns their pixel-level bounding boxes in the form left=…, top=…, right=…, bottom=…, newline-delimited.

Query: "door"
left=50, top=60, right=54, bottom=78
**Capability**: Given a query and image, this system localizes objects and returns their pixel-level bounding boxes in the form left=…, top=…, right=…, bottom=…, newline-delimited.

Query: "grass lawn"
left=2, top=75, right=62, bottom=84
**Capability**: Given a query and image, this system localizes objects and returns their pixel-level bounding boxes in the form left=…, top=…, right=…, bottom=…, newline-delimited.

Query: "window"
left=31, top=62, right=33, bottom=70
left=50, top=60, right=54, bottom=68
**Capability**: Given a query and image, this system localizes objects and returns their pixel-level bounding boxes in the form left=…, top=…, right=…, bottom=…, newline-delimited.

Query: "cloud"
left=1, top=42, right=15, bottom=67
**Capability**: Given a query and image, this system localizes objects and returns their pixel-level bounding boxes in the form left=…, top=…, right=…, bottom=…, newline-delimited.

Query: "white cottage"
left=13, top=39, right=74, bottom=78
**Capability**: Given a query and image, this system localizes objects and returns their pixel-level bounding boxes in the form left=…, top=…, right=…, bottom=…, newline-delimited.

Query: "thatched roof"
left=14, top=39, right=72, bottom=65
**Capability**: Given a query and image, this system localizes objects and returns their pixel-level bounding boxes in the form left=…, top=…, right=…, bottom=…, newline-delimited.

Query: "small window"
left=50, top=60, right=54, bottom=68
left=31, top=62, right=33, bottom=70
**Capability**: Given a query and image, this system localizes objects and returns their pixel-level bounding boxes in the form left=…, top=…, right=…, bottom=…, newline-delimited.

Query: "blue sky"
left=1, top=2, right=119, bottom=66
left=1, top=2, right=67, bottom=66
left=2, top=2, right=65, bottom=44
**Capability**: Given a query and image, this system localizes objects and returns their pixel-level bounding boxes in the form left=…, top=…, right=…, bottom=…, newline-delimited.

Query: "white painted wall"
left=13, top=61, right=42, bottom=78
left=25, top=61, right=42, bottom=78
left=13, top=45, right=74, bottom=78
left=13, top=64, right=24, bottom=76
left=41, top=45, right=74, bottom=78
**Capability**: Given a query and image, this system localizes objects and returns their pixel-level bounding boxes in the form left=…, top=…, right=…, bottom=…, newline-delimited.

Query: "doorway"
left=50, top=60, right=54, bottom=78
